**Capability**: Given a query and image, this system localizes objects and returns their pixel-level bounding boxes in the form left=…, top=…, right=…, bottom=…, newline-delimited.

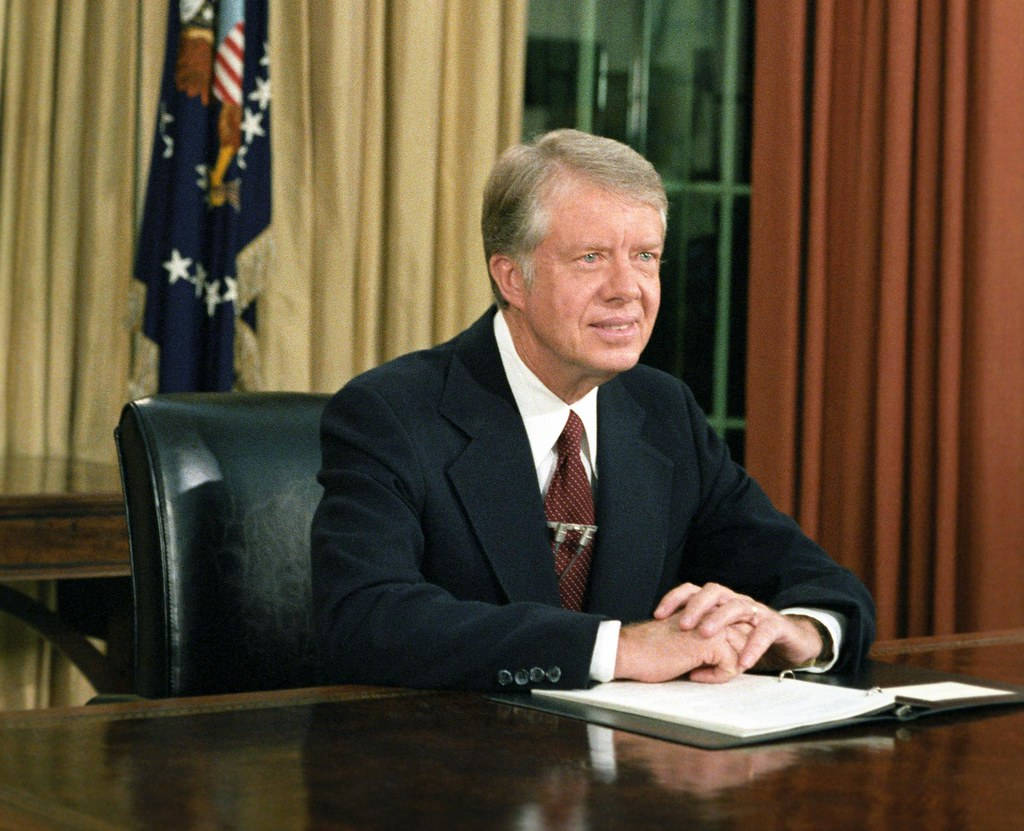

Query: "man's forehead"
left=541, top=173, right=666, bottom=234
left=543, top=183, right=664, bottom=237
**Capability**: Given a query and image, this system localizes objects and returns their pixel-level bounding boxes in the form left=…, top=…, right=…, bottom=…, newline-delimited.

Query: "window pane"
left=727, top=195, right=749, bottom=417
left=648, top=0, right=726, bottom=183
left=524, top=0, right=753, bottom=456
left=643, top=190, right=720, bottom=415
left=735, top=0, right=754, bottom=184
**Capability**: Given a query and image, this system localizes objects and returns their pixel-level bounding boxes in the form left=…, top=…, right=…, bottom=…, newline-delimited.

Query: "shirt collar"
left=493, top=310, right=598, bottom=474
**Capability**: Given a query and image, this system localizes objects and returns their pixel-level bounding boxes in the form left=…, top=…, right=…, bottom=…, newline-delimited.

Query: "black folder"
left=491, top=660, right=1024, bottom=749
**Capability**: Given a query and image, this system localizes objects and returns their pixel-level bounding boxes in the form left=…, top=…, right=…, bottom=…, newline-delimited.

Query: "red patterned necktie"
left=544, top=411, right=596, bottom=611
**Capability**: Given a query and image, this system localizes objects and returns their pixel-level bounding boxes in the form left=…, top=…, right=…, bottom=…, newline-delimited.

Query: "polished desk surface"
left=1, top=630, right=1023, bottom=830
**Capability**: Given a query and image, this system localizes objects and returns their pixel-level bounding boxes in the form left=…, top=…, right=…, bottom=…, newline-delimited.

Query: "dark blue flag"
left=132, top=0, right=271, bottom=392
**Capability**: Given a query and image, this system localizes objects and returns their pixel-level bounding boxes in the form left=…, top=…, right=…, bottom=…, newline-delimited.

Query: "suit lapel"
left=439, top=311, right=674, bottom=617
left=441, top=312, right=561, bottom=607
left=586, top=379, right=673, bottom=620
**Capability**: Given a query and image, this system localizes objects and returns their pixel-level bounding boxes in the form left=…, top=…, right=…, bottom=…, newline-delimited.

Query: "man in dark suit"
left=311, top=129, right=875, bottom=692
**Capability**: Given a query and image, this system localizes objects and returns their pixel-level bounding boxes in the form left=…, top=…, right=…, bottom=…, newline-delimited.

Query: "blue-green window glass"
left=524, top=0, right=753, bottom=462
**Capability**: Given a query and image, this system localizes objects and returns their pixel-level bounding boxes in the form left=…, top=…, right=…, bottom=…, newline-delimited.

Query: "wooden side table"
left=0, top=456, right=132, bottom=695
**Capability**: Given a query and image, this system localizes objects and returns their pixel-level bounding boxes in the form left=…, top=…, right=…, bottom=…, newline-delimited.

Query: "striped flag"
left=131, top=0, right=271, bottom=393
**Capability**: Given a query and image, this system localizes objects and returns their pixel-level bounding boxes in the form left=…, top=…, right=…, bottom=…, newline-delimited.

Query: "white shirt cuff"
left=589, top=619, right=621, bottom=682
left=780, top=607, right=846, bottom=673
left=588, top=609, right=843, bottom=681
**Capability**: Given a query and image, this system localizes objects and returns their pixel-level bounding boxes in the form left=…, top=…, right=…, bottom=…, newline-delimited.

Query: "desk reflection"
left=501, top=714, right=895, bottom=830
left=1, top=655, right=1021, bottom=831
left=603, top=726, right=893, bottom=797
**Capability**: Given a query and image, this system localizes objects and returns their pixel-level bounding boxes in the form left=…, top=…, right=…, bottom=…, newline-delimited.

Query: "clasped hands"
left=614, top=582, right=825, bottom=683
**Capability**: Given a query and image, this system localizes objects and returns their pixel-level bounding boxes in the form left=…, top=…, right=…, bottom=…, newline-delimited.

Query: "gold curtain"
left=0, top=0, right=526, bottom=709
left=265, top=0, right=526, bottom=390
left=747, top=0, right=1024, bottom=640
left=0, top=1, right=165, bottom=710
left=0, top=1, right=163, bottom=462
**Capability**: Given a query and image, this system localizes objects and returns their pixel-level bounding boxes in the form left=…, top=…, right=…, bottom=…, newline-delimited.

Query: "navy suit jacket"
left=311, top=309, right=875, bottom=691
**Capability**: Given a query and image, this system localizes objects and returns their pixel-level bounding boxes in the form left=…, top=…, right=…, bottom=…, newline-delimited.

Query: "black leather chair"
left=115, top=392, right=330, bottom=698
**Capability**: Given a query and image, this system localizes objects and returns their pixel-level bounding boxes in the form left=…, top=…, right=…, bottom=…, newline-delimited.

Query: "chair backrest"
left=115, top=392, right=330, bottom=698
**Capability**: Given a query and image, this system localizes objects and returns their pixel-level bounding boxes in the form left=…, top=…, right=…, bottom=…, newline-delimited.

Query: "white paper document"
left=883, top=681, right=1014, bottom=703
left=533, top=674, right=896, bottom=738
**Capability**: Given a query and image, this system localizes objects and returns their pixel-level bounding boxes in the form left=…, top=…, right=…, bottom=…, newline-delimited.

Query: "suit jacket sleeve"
left=649, top=376, right=876, bottom=672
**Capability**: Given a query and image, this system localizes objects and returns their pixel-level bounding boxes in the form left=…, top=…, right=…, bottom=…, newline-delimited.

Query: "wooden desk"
left=1, top=631, right=1022, bottom=829
left=0, top=456, right=132, bottom=694
left=0, top=456, right=130, bottom=579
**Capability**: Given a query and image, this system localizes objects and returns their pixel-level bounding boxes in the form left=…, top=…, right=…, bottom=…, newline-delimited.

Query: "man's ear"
left=489, top=253, right=527, bottom=310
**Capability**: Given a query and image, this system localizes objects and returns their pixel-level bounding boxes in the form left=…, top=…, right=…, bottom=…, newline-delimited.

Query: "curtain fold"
left=266, top=0, right=526, bottom=392
left=0, top=0, right=527, bottom=708
left=0, top=0, right=164, bottom=710
left=749, top=0, right=1024, bottom=639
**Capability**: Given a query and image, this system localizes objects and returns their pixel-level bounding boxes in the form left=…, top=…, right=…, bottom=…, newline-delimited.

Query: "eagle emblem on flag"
left=131, top=0, right=271, bottom=394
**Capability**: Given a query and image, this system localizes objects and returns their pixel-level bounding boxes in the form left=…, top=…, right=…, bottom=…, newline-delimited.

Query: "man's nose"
left=603, top=257, right=643, bottom=299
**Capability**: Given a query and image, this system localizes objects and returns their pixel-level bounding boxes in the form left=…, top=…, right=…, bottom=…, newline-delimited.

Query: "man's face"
left=501, top=176, right=663, bottom=403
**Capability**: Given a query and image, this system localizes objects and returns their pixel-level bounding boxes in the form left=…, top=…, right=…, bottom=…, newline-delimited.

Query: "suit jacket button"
left=497, top=670, right=513, bottom=686
left=546, top=666, right=562, bottom=683
left=529, top=667, right=545, bottom=683
left=514, top=669, right=530, bottom=686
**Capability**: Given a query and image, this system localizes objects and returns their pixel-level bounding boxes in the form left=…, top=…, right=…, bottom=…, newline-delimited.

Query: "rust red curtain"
left=747, top=0, right=1024, bottom=639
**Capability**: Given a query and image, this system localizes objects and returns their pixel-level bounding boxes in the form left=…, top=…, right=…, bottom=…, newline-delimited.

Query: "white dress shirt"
left=493, top=311, right=841, bottom=681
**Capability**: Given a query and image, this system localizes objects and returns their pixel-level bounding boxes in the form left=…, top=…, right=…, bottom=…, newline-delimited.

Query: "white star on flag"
left=240, top=107, right=266, bottom=144
left=159, top=103, right=175, bottom=159
left=248, top=75, right=271, bottom=111
left=222, top=276, right=239, bottom=306
left=204, top=279, right=222, bottom=317
left=163, top=248, right=193, bottom=284
left=192, top=261, right=208, bottom=298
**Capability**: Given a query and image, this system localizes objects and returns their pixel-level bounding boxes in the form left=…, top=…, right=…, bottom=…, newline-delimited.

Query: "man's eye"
left=638, top=251, right=658, bottom=263
left=581, top=252, right=599, bottom=263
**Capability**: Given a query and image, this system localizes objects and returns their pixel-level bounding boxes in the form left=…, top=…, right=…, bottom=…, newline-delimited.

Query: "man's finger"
left=738, top=619, right=782, bottom=670
left=688, top=665, right=739, bottom=683
left=652, top=582, right=701, bottom=619
left=675, top=583, right=736, bottom=629
left=688, top=593, right=760, bottom=636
